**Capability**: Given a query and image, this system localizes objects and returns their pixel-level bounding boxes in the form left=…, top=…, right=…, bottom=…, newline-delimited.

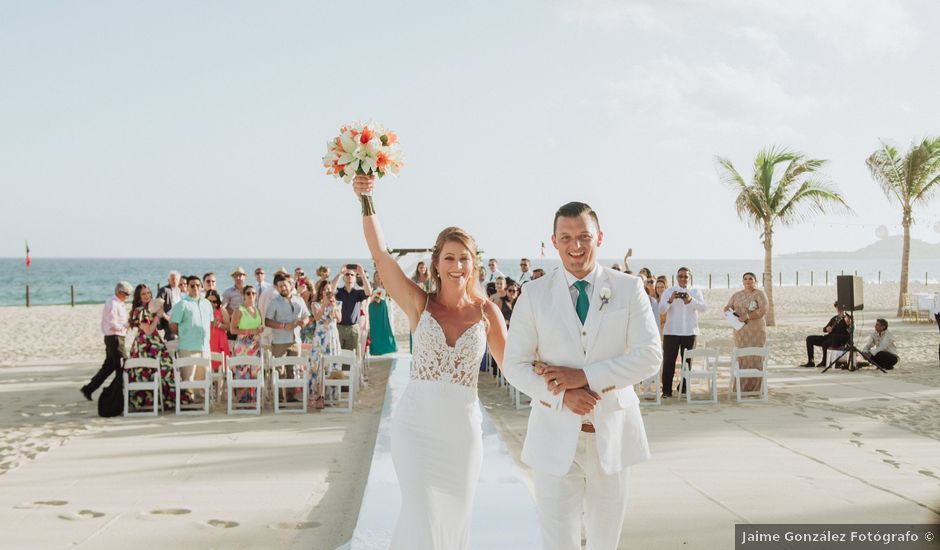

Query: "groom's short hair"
left=553, top=202, right=600, bottom=234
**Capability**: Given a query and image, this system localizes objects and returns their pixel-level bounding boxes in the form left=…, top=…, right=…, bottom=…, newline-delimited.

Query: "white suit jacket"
left=503, top=266, right=662, bottom=476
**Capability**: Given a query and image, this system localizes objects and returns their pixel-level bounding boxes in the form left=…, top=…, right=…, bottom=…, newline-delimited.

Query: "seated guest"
left=859, top=318, right=898, bottom=370
left=801, top=302, right=852, bottom=368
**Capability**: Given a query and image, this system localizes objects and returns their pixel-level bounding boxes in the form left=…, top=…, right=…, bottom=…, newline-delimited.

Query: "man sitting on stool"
left=859, top=318, right=898, bottom=370
left=801, top=301, right=852, bottom=368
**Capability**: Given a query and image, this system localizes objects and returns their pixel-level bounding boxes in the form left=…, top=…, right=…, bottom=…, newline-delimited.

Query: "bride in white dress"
left=352, top=175, right=508, bottom=550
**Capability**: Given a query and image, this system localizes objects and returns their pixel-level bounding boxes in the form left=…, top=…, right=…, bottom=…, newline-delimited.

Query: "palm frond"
left=776, top=180, right=851, bottom=226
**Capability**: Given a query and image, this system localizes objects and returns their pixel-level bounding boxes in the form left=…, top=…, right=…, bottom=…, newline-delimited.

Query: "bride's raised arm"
left=353, top=174, right=427, bottom=328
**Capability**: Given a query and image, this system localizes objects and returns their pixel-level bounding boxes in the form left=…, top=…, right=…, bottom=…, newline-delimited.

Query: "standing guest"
left=411, top=261, right=430, bottom=290
left=222, top=267, right=248, bottom=349
left=170, top=275, right=214, bottom=387
left=369, top=272, right=398, bottom=356
left=316, top=265, right=330, bottom=283
left=230, top=285, right=263, bottom=401
left=126, top=284, right=179, bottom=410
left=723, top=272, right=768, bottom=391
left=81, top=281, right=133, bottom=400
left=530, top=268, right=545, bottom=281
left=801, top=302, right=852, bottom=368
left=222, top=267, right=247, bottom=316
left=860, top=318, right=899, bottom=370
left=490, top=277, right=509, bottom=312
left=265, top=274, right=310, bottom=400
left=254, top=267, right=271, bottom=293
left=203, top=272, right=218, bottom=296
left=611, top=264, right=622, bottom=272
left=258, top=267, right=289, bottom=354
left=638, top=267, right=652, bottom=281
left=500, top=282, right=521, bottom=327
left=294, top=267, right=309, bottom=290
left=485, top=258, right=506, bottom=284
left=158, top=271, right=182, bottom=340
left=335, top=264, right=372, bottom=356
left=659, top=267, right=707, bottom=397
left=622, top=247, right=633, bottom=272
left=653, top=278, right=668, bottom=335
left=643, top=277, right=658, bottom=323
left=300, top=280, right=317, bottom=344
left=205, top=289, right=230, bottom=372
left=310, top=279, right=341, bottom=375
left=518, top=258, right=533, bottom=284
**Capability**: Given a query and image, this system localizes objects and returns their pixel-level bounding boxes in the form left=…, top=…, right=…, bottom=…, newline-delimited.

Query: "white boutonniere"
left=598, top=287, right=612, bottom=310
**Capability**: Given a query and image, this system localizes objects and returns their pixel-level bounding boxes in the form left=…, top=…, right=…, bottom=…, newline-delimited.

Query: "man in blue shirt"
left=334, top=264, right=372, bottom=356
left=170, top=275, right=213, bottom=381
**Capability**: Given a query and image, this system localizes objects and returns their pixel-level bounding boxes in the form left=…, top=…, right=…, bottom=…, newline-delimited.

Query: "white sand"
left=0, top=283, right=938, bottom=548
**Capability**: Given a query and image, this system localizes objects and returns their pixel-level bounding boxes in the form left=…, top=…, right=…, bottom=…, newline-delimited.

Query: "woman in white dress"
left=353, top=175, right=507, bottom=550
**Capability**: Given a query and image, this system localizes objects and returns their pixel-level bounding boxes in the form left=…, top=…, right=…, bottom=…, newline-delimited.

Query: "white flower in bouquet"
left=323, top=122, right=403, bottom=183
left=747, top=300, right=758, bottom=312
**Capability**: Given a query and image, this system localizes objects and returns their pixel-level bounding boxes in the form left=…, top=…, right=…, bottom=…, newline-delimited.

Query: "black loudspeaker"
left=836, top=275, right=864, bottom=311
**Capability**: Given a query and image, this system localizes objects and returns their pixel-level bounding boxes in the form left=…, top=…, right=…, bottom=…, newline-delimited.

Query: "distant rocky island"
left=779, top=236, right=940, bottom=260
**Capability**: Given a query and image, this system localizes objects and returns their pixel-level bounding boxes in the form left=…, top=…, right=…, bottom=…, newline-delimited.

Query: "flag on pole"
left=25, top=241, right=31, bottom=268
left=540, top=241, right=545, bottom=258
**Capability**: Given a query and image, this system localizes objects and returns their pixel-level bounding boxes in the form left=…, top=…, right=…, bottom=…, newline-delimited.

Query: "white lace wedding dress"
left=389, top=309, right=486, bottom=550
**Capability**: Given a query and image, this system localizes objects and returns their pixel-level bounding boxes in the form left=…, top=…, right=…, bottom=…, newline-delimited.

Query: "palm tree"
left=866, top=137, right=940, bottom=316
left=716, top=147, right=850, bottom=326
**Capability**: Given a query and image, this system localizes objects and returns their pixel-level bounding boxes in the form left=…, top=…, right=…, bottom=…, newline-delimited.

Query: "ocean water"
left=1, top=257, right=939, bottom=307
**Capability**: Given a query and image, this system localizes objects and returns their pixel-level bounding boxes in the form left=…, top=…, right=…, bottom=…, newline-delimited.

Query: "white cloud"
left=554, top=0, right=660, bottom=31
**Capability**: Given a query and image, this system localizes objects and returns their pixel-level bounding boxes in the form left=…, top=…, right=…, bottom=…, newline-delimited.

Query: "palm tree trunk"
left=897, top=207, right=912, bottom=316
left=763, top=220, right=775, bottom=326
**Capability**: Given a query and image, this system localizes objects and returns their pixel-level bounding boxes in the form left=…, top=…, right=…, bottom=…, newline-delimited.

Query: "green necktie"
left=573, top=280, right=590, bottom=324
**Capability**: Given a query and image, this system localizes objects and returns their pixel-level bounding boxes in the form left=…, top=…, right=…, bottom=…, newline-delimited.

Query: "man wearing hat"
left=223, top=267, right=248, bottom=347
left=81, top=281, right=133, bottom=400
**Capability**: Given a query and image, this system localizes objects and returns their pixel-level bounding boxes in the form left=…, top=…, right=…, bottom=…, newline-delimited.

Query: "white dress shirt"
left=486, top=269, right=507, bottom=283
left=863, top=329, right=898, bottom=356
left=659, top=285, right=707, bottom=336
left=562, top=264, right=601, bottom=426
left=518, top=270, right=532, bottom=284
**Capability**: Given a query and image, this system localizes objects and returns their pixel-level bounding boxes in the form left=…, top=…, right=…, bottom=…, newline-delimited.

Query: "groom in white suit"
left=503, top=202, right=662, bottom=550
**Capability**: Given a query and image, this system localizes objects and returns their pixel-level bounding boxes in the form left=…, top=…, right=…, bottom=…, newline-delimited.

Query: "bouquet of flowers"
left=323, top=122, right=403, bottom=214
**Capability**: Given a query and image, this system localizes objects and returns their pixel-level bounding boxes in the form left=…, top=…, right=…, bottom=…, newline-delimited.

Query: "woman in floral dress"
left=723, top=272, right=769, bottom=392
left=310, top=279, right=341, bottom=394
left=128, top=284, right=181, bottom=410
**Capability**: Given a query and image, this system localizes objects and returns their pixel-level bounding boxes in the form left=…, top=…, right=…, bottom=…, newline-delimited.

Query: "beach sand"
left=0, top=282, right=937, bottom=548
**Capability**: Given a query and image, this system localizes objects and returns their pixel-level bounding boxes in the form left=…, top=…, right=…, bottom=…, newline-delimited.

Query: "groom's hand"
left=563, top=388, right=601, bottom=415
left=536, top=363, right=589, bottom=395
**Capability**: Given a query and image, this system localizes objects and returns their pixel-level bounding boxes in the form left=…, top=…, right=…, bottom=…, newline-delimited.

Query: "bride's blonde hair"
left=428, top=226, right=483, bottom=300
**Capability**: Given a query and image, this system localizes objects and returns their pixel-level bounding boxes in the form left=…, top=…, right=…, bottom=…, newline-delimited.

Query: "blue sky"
left=2, top=0, right=939, bottom=260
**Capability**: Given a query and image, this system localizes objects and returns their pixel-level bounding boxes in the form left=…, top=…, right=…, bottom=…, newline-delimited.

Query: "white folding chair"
left=513, top=383, right=531, bottom=409
left=322, top=354, right=356, bottom=412
left=681, top=348, right=719, bottom=404
left=227, top=355, right=264, bottom=415
left=636, top=370, right=661, bottom=406
left=210, top=352, right=227, bottom=405
left=338, top=348, right=364, bottom=390
left=270, top=356, right=310, bottom=414
left=172, top=356, right=213, bottom=415
left=729, top=347, right=770, bottom=403
left=123, top=358, right=161, bottom=417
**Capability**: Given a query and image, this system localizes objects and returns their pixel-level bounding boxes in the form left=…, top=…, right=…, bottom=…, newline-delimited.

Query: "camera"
left=674, top=291, right=689, bottom=300
left=347, top=264, right=358, bottom=270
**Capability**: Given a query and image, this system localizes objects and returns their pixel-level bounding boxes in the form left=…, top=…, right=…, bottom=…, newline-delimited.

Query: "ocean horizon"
left=2, top=257, right=939, bottom=307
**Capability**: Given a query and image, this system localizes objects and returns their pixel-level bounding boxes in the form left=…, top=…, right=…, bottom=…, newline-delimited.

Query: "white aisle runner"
left=347, top=356, right=541, bottom=549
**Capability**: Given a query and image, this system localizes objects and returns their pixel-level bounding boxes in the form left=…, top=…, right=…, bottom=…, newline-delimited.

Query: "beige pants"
left=177, top=350, right=210, bottom=381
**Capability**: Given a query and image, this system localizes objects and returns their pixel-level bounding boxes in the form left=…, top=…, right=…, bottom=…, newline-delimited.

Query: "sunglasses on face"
left=677, top=275, right=689, bottom=279
left=646, top=280, right=654, bottom=285
left=245, top=291, right=256, bottom=296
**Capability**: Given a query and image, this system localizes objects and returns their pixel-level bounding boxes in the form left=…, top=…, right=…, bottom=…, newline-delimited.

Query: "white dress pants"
left=533, top=431, right=631, bottom=550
